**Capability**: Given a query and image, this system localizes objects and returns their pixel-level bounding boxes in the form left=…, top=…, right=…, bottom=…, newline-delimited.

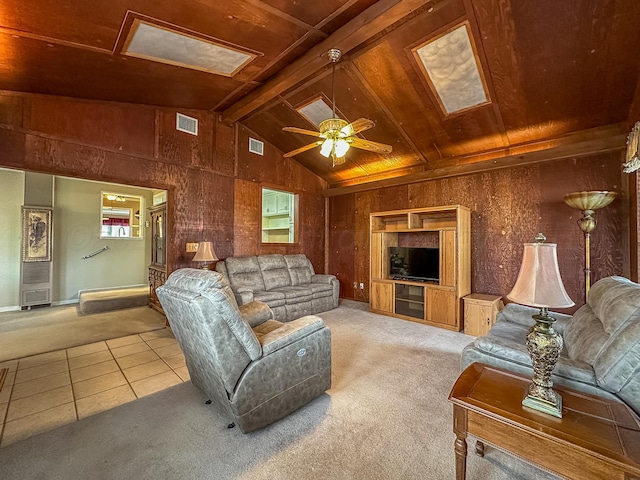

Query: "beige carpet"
left=0, top=304, right=166, bottom=362
left=0, top=300, right=558, bottom=479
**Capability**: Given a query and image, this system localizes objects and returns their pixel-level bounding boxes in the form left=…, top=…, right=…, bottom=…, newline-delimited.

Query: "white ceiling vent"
left=249, top=137, right=264, bottom=155
left=176, top=113, right=198, bottom=135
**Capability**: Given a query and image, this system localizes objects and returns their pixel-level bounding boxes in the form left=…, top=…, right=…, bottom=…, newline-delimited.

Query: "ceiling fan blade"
left=282, top=126, right=322, bottom=137
left=342, top=118, right=375, bottom=136
left=283, top=141, right=323, bottom=158
left=349, top=137, right=393, bottom=154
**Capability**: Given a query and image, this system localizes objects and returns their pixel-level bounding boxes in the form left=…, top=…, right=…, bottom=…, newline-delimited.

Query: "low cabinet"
left=463, top=294, right=503, bottom=336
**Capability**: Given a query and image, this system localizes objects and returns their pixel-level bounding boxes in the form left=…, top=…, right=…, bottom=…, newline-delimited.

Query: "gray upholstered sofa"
left=461, top=276, right=640, bottom=415
left=216, top=254, right=339, bottom=322
left=156, top=268, right=332, bottom=433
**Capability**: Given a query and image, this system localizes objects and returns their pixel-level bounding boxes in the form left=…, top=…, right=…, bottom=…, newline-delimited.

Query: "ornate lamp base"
left=523, top=307, right=563, bottom=418
left=523, top=383, right=563, bottom=418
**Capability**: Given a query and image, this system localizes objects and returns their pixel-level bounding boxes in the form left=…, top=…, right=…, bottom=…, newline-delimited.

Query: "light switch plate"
left=186, top=242, right=199, bottom=253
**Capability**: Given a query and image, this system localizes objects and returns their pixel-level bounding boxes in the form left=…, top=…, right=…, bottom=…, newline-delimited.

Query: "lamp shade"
left=507, top=242, right=574, bottom=308
left=192, top=241, right=218, bottom=263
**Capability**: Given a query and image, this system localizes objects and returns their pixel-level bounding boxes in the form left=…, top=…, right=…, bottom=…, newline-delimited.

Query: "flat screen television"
left=389, top=246, right=439, bottom=282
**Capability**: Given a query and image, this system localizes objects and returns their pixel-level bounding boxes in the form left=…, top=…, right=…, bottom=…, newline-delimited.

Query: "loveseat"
left=216, top=254, right=339, bottom=322
left=461, top=276, right=640, bottom=415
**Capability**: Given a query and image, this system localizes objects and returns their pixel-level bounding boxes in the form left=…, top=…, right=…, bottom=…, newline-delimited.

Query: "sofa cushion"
left=308, top=282, right=333, bottom=298
left=563, top=304, right=609, bottom=365
left=258, top=255, right=292, bottom=291
left=588, top=276, right=640, bottom=335
left=474, top=322, right=596, bottom=386
left=284, top=254, right=314, bottom=286
left=583, top=276, right=640, bottom=394
left=225, top=256, right=266, bottom=292
left=252, top=290, right=286, bottom=307
left=272, top=286, right=313, bottom=304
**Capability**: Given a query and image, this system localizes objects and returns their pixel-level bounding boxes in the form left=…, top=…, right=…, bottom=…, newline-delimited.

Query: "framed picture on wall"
left=22, top=206, right=52, bottom=262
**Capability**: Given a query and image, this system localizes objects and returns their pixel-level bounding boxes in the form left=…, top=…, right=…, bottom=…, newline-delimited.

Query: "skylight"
left=296, top=97, right=335, bottom=127
left=413, top=23, right=489, bottom=114
left=123, top=19, right=255, bottom=77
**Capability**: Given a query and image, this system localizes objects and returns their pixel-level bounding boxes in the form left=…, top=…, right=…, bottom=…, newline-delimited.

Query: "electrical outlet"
left=186, top=242, right=199, bottom=253
left=359, top=282, right=364, bottom=290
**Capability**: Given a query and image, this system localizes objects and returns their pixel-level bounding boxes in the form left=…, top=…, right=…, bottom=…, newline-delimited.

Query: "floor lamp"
left=563, top=191, right=617, bottom=300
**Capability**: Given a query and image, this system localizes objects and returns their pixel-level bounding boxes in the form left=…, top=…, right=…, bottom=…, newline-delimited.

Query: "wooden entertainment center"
left=369, top=205, right=471, bottom=331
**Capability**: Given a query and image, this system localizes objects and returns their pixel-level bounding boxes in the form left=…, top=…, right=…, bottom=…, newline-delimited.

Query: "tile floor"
left=0, top=328, right=188, bottom=447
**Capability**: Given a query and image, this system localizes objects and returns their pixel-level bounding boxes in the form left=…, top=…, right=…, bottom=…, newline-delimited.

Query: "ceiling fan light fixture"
left=281, top=48, right=392, bottom=164
left=334, top=139, right=350, bottom=157
left=320, top=139, right=334, bottom=157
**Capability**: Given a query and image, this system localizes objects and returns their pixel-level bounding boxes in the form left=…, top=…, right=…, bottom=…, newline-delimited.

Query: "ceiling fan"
left=282, top=48, right=392, bottom=167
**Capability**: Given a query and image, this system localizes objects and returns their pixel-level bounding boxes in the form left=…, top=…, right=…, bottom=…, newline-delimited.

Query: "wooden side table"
left=449, top=363, right=640, bottom=480
left=463, top=294, right=503, bottom=336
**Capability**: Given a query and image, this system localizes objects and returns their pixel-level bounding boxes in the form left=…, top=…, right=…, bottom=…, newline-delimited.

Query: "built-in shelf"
left=369, top=205, right=471, bottom=331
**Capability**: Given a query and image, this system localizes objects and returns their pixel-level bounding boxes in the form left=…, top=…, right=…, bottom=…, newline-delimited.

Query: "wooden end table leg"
left=453, top=405, right=468, bottom=480
left=475, top=440, right=485, bottom=457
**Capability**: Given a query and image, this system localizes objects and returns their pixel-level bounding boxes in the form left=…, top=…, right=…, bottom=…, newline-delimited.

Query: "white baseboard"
left=0, top=299, right=78, bottom=312
left=53, top=299, right=79, bottom=306
left=0, top=306, right=20, bottom=313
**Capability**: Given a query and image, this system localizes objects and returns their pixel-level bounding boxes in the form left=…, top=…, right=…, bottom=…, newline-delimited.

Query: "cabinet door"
left=263, top=193, right=277, bottom=214
left=370, top=281, right=393, bottom=314
left=426, top=288, right=457, bottom=327
left=464, top=303, right=493, bottom=336
left=440, top=230, right=456, bottom=287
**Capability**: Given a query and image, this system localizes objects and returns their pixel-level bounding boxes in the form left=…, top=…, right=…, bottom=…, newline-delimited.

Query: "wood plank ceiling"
left=2, top=0, right=639, bottom=192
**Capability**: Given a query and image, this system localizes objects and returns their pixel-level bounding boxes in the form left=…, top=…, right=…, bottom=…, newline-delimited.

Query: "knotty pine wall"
left=0, top=92, right=327, bottom=277
left=330, top=152, right=631, bottom=313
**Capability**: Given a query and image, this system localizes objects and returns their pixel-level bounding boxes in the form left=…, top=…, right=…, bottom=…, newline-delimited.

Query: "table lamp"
left=192, top=241, right=218, bottom=270
left=507, top=233, right=574, bottom=418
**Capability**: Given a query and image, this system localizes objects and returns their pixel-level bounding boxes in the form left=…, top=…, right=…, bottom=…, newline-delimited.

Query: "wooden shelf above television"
left=369, top=205, right=471, bottom=331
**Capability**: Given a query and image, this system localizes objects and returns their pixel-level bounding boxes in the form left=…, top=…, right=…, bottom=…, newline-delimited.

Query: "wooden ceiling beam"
left=324, top=124, right=627, bottom=196
left=221, top=0, right=433, bottom=124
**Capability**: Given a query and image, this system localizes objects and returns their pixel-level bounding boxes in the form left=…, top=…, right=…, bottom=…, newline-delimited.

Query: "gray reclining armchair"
left=156, top=268, right=332, bottom=433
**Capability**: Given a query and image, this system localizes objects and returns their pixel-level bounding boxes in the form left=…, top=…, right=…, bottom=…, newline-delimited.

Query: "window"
left=261, top=188, right=296, bottom=244
left=100, top=192, right=144, bottom=239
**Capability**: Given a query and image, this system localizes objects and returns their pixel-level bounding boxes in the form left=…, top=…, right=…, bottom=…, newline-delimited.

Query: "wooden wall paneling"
left=329, top=193, right=356, bottom=299
left=198, top=169, right=235, bottom=263
left=27, top=96, right=156, bottom=158
left=0, top=129, right=27, bottom=169
left=233, top=179, right=261, bottom=256
left=330, top=152, right=627, bottom=313
left=540, top=152, right=627, bottom=307
left=157, top=109, right=215, bottom=169
left=0, top=93, right=24, bottom=127
left=354, top=189, right=383, bottom=300
left=214, top=120, right=236, bottom=177
left=298, top=191, right=327, bottom=273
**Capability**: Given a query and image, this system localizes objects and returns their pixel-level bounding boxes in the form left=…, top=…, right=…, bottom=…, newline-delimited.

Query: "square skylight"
left=123, top=19, right=255, bottom=77
left=296, top=97, right=335, bottom=127
left=414, top=23, right=489, bottom=114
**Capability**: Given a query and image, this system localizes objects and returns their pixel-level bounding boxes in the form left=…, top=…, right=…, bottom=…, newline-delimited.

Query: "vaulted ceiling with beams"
left=2, top=0, right=640, bottom=192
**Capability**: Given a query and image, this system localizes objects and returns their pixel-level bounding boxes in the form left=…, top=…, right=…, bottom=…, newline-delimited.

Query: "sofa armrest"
left=311, top=274, right=336, bottom=284
left=260, top=315, right=325, bottom=356
left=239, top=301, right=273, bottom=328
left=497, top=303, right=572, bottom=334
left=233, top=287, right=254, bottom=305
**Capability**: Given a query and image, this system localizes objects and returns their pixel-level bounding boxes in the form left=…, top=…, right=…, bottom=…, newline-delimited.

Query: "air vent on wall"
left=176, top=113, right=198, bottom=136
left=249, top=137, right=264, bottom=155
